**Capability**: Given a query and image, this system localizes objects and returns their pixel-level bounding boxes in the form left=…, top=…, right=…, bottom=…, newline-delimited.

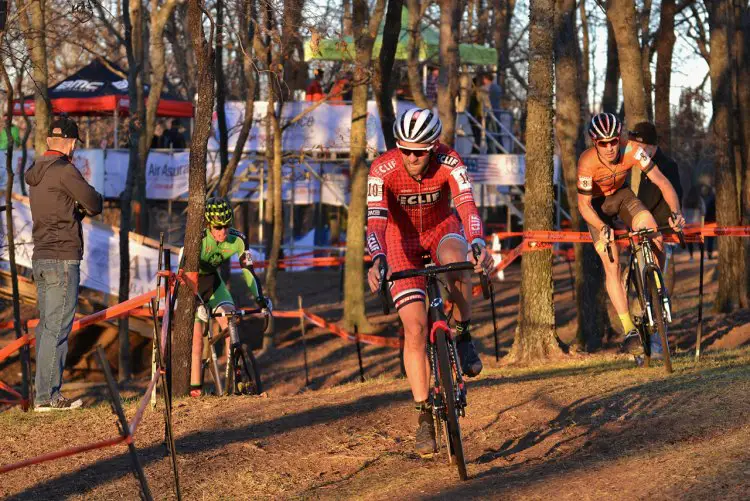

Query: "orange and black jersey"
left=577, top=141, right=657, bottom=198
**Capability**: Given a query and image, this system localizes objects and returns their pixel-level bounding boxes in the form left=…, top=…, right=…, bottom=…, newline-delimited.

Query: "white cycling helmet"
left=393, top=107, right=442, bottom=144
left=588, top=112, right=622, bottom=142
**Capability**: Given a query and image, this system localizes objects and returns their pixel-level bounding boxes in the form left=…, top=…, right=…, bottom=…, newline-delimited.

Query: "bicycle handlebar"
left=210, top=308, right=265, bottom=318
left=606, top=225, right=686, bottom=262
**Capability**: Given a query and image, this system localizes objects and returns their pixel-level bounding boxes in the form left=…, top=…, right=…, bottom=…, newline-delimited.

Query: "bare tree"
left=118, top=0, right=146, bottom=382
left=555, top=0, right=605, bottom=351
left=655, top=0, right=677, bottom=151
left=373, top=0, right=402, bottom=150
left=601, top=20, right=620, bottom=113
left=215, top=0, right=229, bottom=175
left=511, top=0, right=563, bottom=362
left=579, top=0, right=590, bottom=113
left=1, top=36, right=31, bottom=405
left=493, top=0, right=517, bottom=106
left=172, top=0, right=215, bottom=396
left=16, top=0, right=49, bottom=154
left=438, top=0, right=460, bottom=147
left=606, top=0, right=648, bottom=125
left=405, top=0, right=431, bottom=109
left=707, top=0, right=747, bottom=311
left=343, top=0, right=386, bottom=332
left=639, top=0, right=654, bottom=120
left=217, top=0, right=257, bottom=197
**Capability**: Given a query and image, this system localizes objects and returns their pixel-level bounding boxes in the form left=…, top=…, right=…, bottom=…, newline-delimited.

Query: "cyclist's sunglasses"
left=211, top=224, right=230, bottom=230
left=397, top=144, right=433, bottom=157
left=596, top=138, right=620, bottom=148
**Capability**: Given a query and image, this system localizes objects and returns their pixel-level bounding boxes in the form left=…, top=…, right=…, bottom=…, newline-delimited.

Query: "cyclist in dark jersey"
left=184, top=197, right=272, bottom=397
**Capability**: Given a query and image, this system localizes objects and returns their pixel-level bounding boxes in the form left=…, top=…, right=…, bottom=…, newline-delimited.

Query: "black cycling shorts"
left=587, top=186, right=648, bottom=242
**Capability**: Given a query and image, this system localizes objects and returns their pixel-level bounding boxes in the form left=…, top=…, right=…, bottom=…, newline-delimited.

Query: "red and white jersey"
left=365, top=143, right=484, bottom=260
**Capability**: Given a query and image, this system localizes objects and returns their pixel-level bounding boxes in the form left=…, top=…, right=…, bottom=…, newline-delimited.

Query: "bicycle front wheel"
left=229, top=343, right=263, bottom=395
left=647, top=273, right=672, bottom=374
left=435, top=327, right=467, bottom=481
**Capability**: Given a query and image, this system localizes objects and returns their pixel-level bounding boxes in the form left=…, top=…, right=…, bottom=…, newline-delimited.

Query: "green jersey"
left=196, top=228, right=260, bottom=300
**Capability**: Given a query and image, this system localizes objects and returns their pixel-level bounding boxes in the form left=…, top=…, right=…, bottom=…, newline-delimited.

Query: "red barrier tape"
left=302, top=310, right=402, bottom=348
left=128, top=371, right=160, bottom=436
left=0, top=436, right=128, bottom=475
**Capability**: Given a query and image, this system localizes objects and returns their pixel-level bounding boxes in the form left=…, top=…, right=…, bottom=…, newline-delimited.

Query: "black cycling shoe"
left=456, top=335, right=483, bottom=377
left=415, top=409, right=437, bottom=457
left=621, top=329, right=644, bottom=355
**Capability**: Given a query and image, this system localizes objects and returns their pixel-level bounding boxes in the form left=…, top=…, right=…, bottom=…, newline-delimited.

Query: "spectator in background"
left=24, top=116, right=103, bottom=411
left=163, top=118, right=187, bottom=149
left=468, top=75, right=484, bottom=153
left=305, top=69, right=325, bottom=102
left=425, top=67, right=439, bottom=104
left=481, top=73, right=502, bottom=153
left=682, top=184, right=706, bottom=261
left=328, top=72, right=353, bottom=103
left=0, top=114, right=21, bottom=150
left=151, top=121, right=166, bottom=149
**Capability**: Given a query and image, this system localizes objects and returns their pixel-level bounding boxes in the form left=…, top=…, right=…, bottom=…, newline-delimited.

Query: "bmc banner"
left=0, top=195, right=169, bottom=298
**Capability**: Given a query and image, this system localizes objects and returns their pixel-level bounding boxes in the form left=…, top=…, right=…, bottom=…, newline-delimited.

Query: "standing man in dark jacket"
left=24, top=116, right=103, bottom=411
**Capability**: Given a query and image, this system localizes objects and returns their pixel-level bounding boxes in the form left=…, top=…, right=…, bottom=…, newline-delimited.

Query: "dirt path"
left=2, top=349, right=749, bottom=500
left=2, top=253, right=750, bottom=499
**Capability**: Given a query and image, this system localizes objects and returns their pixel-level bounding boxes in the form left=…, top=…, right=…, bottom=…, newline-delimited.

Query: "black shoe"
left=415, top=410, right=437, bottom=457
left=34, top=395, right=83, bottom=412
left=456, top=335, right=483, bottom=377
left=621, top=329, right=644, bottom=355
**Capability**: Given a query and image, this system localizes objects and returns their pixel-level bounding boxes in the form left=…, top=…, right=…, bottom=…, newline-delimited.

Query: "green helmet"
left=205, top=197, right=233, bottom=226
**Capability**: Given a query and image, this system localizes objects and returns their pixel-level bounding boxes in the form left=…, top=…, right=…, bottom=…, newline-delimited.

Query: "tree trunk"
left=265, top=89, right=283, bottom=305
left=118, top=0, right=146, bottom=382
left=1, top=63, right=31, bottom=405
left=579, top=0, right=590, bottom=113
left=165, top=3, right=197, bottom=100
left=17, top=0, right=50, bottom=155
left=215, top=0, right=230, bottom=176
left=709, top=0, right=747, bottom=312
left=601, top=20, right=620, bottom=113
left=406, top=0, right=431, bottom=109
left=344, top=0, right=386, bottom=333
left=493, top=0, right=517, bottom=107
left=172, top=0, right=215, bottom=397
left=511, top=0, right=562, bottom=363
left=555, top=0, right=600, bottom=351
left=374, top=0, right=402, bottom=151
left=343, top=0, right=354, bottom=36
left=608, top=0, right=648, bottom=195
left=438, top=0, right=461, bottom=147
left=639, top=0, right=654, bottom=121
left=607, top=0, right=649, bottom=125
left=218, top=0, right=257, bottom=197
left=654, top=0, right=676, bottom=152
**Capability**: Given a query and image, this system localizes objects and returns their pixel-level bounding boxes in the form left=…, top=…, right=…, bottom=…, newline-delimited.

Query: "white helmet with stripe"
left=393, top=107, right=442, bottom=144
left=588, top=112, right=622, bottom=142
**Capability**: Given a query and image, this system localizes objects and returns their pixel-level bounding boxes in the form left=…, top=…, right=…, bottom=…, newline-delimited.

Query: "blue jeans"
left=32, top=260, right=80, bottom=405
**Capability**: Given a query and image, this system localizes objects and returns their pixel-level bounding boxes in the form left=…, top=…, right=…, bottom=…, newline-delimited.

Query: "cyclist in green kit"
left=185, top=197, right=272, bottom=397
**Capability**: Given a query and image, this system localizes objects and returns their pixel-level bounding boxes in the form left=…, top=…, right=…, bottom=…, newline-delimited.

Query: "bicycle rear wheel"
left=435, top=327, right=467, bottom=481
left=647, top=274, right=673, bottom=374
left=228, top=343, right=263, bottom=395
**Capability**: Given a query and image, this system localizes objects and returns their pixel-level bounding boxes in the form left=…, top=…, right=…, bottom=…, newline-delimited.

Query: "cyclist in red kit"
left=365, top=107, right=493, bottom=456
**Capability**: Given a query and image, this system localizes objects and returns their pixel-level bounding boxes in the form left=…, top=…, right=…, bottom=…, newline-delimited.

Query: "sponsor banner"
left=0, top=150, right=35, bottom=194
left=0, top=196, right=171, bottom=298
left=209, top=101, right=419, bottom=153
left=0, top=150, right=104, bottom=195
